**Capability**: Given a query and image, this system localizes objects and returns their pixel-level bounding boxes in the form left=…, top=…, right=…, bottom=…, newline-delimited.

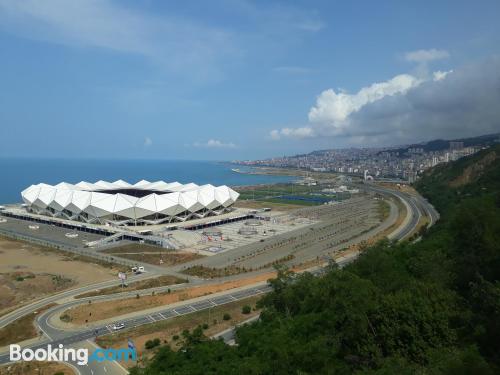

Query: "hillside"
left=306, top=133, right=499, bottom=158
left=131, top=147, right=500, bottom=375
left=415, top=144, right=500, bottom=212
left=388, top=133, right=499, bottom=156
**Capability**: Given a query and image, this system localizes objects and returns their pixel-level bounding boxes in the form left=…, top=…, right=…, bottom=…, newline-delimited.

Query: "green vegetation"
left=182, top=265, right=250, bottom=278
left=130, top=146, right=500, bottom=374
left=236, top=183, right=335, bottom=206
left=0, top=304, right=56, bottom=346
left=145, top=338, right=161, bottom=350
left=376, top=199, right=391, bottom=221
left=241, top=305, right=251, bottom=315
left=75, top=275, right=186, bottom=298
left=59, top=313, right=72, bottom=323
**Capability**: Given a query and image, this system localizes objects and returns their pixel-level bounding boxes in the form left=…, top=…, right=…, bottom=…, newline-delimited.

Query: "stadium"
left=20, top=180, right=239, bottom=226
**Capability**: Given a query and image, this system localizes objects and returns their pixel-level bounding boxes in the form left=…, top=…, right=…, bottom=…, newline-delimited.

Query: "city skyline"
left=1, top=1, right=500, bottom=160
left=235, top=133, right=498, bottom=182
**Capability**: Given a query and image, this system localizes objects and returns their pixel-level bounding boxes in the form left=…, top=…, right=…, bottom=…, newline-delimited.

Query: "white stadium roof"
left=21, top=180, right=239, bottom=226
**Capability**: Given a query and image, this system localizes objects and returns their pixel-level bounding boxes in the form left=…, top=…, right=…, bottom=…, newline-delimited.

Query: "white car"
left=112, top=322, right=125, bottom=330
left=132, top=266, right=145, bottom=274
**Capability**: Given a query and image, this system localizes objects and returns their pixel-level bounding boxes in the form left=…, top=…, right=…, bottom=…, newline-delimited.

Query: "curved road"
left=0, top=185, right=438, bottom=374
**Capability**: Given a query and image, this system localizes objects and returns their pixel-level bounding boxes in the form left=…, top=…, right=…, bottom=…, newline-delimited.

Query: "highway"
left=0, top=284, right=272, bottom=369
left=359, top=183, right=438, bottom=240
left=0, top=184, right=438, bottom=375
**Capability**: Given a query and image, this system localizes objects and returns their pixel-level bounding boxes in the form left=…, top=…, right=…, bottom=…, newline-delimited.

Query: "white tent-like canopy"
left=21, top=180, right=239, bottom=226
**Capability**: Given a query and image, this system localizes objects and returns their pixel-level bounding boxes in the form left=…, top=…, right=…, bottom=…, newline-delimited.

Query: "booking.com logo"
left=9, top=344, right=137, bottom=366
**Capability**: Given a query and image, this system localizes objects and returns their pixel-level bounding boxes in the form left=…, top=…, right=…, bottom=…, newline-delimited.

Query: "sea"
left=0, top=158, right=295, bottom=204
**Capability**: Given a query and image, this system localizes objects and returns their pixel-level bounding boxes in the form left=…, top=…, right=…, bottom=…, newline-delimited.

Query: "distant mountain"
left=387, top=133, right=500, bottom=155
left=293, top=133, right=500, bottom=158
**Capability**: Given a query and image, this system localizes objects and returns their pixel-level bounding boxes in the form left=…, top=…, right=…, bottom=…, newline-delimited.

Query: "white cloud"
left=433, top=70, right=453, bottom=81
left=144, top=137, right=152, bottom=147
left=404, top=48, right=449, bottom=63
left=269, top=130, right=281, bottom=140
left=270, top=57, right=500, bottom=146
left=0, top=0, right=231, bottom=77
left=270, top=127, right=315, bottom=140
left=270, top=72, right=434, bottom=140
left=193, top=139, right=237, bottom=149
left=0, top=0, right=327, bottom=80
left=270, top=74, right=422, bottom=139
left=308, top=74, right=421, bottom=125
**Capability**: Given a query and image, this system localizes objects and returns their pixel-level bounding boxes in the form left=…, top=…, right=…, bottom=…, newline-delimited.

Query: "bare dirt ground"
left=101, top=244, right=204, bottom=267
left=0, top=361, right=75, bottom=375
left=63, top=272, right=274, bottom=325
left=375, top=181, right=419, bottom=195
left=97, top=296, right=261, bottom=368
left=233, top=200, right=304, bottom=211
left=0, top=237, right=117, bottom=316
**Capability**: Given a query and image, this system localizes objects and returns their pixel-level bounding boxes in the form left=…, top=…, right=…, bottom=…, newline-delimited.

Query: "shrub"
left=145, top=338, right=161, bottom=349
left=202, top=323, right=209, bottom=330
left=242, top=305, right=252, bottom=314
left=60, top=313, right=72, bottom=323
left=223, top=313, right=231, bottom=321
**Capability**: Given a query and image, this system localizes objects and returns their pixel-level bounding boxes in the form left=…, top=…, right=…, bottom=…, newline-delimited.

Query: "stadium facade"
left=21, top=180, right=239, bottom=226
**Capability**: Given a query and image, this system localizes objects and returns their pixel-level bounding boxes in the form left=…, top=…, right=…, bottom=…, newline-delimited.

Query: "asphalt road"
left=0, top=272, right=169, bottom=330
left=0, top=184, right=438, bottom=375
left=0, top=284, right=272, bottom=373
left=359, top=184, right=437, bottom=240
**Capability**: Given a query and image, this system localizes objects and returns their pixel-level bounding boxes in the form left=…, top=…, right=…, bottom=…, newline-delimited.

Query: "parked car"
left=112, top=322, right=125, bottom=330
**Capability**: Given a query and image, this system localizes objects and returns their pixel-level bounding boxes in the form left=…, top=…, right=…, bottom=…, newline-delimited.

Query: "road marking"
left=103, top=366, right=107, bottom=373
left=90, top=370, right=94, bottom=375
left=158, top=312, right=166, bottom=319
left=228, top=295, right=237, bottom=301
left=148, top=315, right=155, bottom=322
left=172, top=309, right=180, bottom=315
left=106, top=325, right=113, bottom=333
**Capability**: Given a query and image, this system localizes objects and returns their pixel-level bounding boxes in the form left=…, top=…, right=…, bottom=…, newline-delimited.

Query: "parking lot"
left=0, top=215, right=107, bottom=249
left=190, top=213, right=317, bottom=255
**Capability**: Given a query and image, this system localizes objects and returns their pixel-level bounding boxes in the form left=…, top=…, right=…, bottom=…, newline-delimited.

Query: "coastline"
left=229, top=165, right=340, bottom=180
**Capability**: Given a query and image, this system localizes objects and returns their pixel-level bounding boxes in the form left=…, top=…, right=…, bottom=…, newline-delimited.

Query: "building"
left=449, top=141, right=464, bottom=150
left=21, top=180, right=239, bottom=226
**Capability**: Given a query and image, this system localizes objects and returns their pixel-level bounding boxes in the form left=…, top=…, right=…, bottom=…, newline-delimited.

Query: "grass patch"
left=101, top=245, right=204, bottom=267
left=183, top=254, right=295, bottom=278
left=377, top=199, right=391, bottom=221
left=182, top=265, right=248, bottom=278
left=75, top=275, right=188, bottom=298
left=96, top=296, right=261, bottom=350
left=0, top=361, right=75, bottom=375
left=0, top=304, right=56, bottom=347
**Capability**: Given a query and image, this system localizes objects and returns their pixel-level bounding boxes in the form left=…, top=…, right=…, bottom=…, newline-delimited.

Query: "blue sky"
left=1, top=0, right=500, bottom=160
